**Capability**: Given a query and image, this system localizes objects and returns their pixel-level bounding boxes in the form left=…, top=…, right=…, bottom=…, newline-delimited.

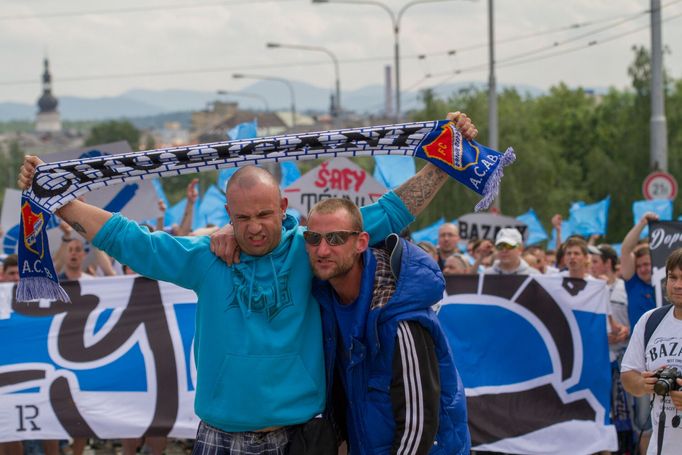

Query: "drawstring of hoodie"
left=246, top=262, right=256, bottom=317
left=270, top=255, right=280, bottom=310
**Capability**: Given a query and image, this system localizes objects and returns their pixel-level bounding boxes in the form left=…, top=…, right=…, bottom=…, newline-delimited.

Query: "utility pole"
left=650, top=0, right=668, bottom=171
left=487, top=0, right=500, bottom=211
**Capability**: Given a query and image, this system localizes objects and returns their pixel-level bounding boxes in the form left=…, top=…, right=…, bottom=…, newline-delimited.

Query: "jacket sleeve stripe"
left=396, top=321, right=425, bottom=455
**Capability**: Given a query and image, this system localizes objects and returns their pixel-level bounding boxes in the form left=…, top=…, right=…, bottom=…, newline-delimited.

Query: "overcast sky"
left=2, top=0, right=682, bottom=110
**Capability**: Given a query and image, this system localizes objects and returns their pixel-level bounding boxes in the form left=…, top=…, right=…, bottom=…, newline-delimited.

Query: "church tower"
left=35, top=58, right=61, bottom=133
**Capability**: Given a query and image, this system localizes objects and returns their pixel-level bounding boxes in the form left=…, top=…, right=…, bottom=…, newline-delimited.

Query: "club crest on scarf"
left=422, top=122, right=480, bottom=171
left=22, top=201, right=46, bottom=258
left=415, top=120, right=514, bottom=211
left=17, top=196, right=66, bottom=302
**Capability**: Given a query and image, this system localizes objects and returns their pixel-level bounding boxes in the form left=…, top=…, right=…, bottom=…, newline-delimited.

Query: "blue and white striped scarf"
left=18, top=119, right=514, bottom=302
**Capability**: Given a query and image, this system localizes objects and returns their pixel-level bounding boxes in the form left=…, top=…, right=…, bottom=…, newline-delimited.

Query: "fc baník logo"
left=422, top=121, right=480, bottom=171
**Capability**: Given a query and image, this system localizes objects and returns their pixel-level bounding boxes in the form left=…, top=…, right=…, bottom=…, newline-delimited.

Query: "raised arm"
left=394, top=112, right=478, bottom=217
left=175, top=178, right=199, bottom=236
left=620, top=212, right=658, bottom=281
left=18, top=156, right=112, bottom=242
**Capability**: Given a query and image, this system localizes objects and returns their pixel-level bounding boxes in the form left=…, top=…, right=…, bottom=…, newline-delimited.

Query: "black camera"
left=653, top=367, right=682, bottom=396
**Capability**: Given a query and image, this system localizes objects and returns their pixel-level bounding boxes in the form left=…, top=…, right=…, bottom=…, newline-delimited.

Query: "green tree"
left=405, top=45, right=680, bottom=244
left=85, top=120, right=141, bottom=150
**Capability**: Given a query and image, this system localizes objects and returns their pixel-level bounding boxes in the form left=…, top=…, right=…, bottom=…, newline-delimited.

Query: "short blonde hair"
left=308, top=198, right=363, bottom=231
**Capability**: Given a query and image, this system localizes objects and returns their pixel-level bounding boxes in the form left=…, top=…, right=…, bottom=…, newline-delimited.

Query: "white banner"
left=282, top=157, right=387, bottom=215
left=457, top=212, right=528, bottom=241
left=439, top=274, right=617, bottom=454
left=0, top=276, right=199, bottom=440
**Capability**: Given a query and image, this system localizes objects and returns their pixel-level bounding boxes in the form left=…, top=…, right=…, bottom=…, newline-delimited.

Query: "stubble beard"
left=312, top=258, right=354, bottom=282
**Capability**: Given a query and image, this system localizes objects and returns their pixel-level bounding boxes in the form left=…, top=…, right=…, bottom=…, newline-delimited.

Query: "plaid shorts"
left=191, top=421, right=293, bottom=455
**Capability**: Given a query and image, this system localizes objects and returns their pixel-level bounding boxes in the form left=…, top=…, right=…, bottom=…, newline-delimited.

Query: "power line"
left=396, top=9, right=682, bottom=111
left=368, top=8, right=682, bottom=112
left=0, top=0, right=296, bottom=21
left=2, top=2, right=679, bottom=86
left=2, top=2, right=681, bottom=112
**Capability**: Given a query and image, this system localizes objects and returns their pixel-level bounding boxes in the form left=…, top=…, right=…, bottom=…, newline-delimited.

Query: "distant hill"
left=0, top=81, right=552, bottom=122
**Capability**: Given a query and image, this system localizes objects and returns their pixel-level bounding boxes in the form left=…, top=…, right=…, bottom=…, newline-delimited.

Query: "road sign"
left=643, top=171, right=678, bottom=200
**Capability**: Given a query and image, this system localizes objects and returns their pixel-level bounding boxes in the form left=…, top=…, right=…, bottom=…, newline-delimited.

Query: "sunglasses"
left=303, top=230, right=360, bottom=247
left=495, top=243, right=517, bottom=251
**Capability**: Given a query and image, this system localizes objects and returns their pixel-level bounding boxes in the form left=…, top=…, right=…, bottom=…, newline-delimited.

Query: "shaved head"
left=226, top=166, right=280, bottom=198
left=224, top=165, right=288, bottom=256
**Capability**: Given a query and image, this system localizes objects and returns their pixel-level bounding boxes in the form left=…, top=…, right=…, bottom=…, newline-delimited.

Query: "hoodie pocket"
left=211, top=353, right=323, bottom=427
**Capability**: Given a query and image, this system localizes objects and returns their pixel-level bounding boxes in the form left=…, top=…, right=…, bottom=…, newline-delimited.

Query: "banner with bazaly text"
left=0, top=276, right=199, bottom=441
left=438, top=274, right=617, bottom=455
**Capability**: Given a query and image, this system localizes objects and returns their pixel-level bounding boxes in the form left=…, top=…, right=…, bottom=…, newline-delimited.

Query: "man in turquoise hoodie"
left=18, top=112, right=477, bottom=455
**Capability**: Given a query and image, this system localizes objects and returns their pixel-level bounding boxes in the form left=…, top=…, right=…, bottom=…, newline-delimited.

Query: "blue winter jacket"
left=313, top=235, right=470, bottom=454
left=92, top=191, right=414, bottom=433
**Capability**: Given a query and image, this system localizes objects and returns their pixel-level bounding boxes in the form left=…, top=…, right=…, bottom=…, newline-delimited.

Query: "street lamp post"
left=232, top=73, right=296, bottom=128
left=313, top=0, right=465, bottom=120
left=266, top=42, right=341, bottom=120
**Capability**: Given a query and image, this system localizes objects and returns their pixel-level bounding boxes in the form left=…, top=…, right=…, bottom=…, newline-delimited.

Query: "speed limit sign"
left=643, top=171, right=678, bottom=200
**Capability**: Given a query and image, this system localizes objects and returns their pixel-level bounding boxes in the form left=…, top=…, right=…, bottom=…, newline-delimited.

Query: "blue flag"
left=633, top=199, right=673, bottom=239
left=280, top=162, right=301, bottom=189
left=412, top=217, right=446, bottom=245
left=198, top=185, right=229, bottom=227
left=167, top=195, right=203, bottom=231
left=150, top=179, right=174, bottom=227
left=373, top=155, right=416, bottom=189
left=516, top=209, right=548, bottom=245
left=569, top=196, right=610, bottom=237
left=227, top=119, right=258, bottom=140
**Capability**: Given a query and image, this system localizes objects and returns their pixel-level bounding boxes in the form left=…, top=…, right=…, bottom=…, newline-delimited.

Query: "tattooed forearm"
left=394, top=163, right=448, bottom=216
left=71, top=222, right=87, bottom=235
left=53, top=199, right=111, bottom=243
left=57, top=211, right=88, bottom=236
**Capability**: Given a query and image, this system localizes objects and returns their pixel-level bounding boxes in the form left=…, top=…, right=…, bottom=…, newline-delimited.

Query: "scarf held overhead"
left=18, top=119, right=515, bottom=302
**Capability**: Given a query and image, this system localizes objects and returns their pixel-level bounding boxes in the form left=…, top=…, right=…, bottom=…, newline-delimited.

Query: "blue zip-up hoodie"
left=92, top=192, right=413, bottom=432
left=314, top=236, right=470, bottom=454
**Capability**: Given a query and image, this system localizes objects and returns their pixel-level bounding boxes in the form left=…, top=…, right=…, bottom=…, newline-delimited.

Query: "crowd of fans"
left=0, top=198, right=665, bottom=454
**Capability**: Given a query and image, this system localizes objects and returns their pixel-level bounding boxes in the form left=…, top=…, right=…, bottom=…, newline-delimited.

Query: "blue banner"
left=373, top=155, right=415, bottom=189
left=227, top=119, right=258, bottom=140
left=0, top=276, right=199, bottom=440
left=569, top=196, right=610, bottom=237
left=197, top=185, right=229, bottom=227
left=549, top=220, right=573, bottom=249
left=411, top=217, right=446, bottom=245
left=438, top=274, right=616, bottom=454
left=516, top=209, right=548, bottom=245
left=280, top=162, right=301, bottom=189
left=633, top=199, right=673, bottom=239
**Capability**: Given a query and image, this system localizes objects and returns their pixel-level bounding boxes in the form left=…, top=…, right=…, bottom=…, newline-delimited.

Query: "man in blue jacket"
left=17, top=110, right=477, bottom=455
left=306, top=198, right=470, bottom=455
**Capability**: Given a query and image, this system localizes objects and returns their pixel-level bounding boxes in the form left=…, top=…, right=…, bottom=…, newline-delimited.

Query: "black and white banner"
left=438, top=274, right=617, bottom=454
left=3, top=273, right=618, bottom=452
left=0, top=276, right=198, bottom=440
left=648, top=220, right=682, bottom=306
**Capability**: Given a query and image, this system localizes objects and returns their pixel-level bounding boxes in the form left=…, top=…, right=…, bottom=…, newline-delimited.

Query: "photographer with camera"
left=621, top=248, right=682, bottom=454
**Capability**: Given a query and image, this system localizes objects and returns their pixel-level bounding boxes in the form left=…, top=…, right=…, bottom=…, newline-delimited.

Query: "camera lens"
left=654, top=379, right=672, bottom=396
